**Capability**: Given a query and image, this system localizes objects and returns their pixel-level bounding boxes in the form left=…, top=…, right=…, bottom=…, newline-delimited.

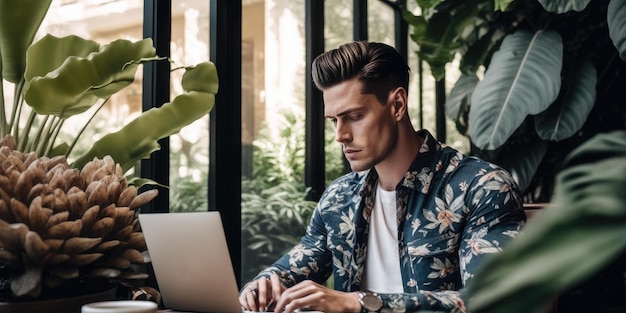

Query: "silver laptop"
left=139, top=211, right=243, bottom=313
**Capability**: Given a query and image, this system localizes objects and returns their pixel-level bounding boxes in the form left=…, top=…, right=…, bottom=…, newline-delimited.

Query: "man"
left=239, top=41, right=525, bottom=313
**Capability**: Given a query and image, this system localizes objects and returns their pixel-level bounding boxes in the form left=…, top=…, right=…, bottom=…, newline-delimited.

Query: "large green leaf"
left=72, top=62, right=218, bottom=172
left=608, top=0, right=626, bottom=61
left=537, top=0, right=591, bottom=13
left=469, top=30, right=563, bottom=150
left=445, top=74, right=479, bottom=121
left=24, top=35, right=100, bottom=81
left=181, top=62, right=219, bottom=94
left=0, top=0, right=52, bottom=83
left=23, top=38, right=158, bottom=118
left=466, top=130, right=626, bottom=313
left=535, top=58, right=596, bottom=141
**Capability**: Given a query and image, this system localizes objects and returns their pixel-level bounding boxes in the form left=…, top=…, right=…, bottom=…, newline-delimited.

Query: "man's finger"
left=270, top=272, right=283, bottom=301
left=257, top=277, right=271, bottom=311
left=241, top=283, right=259, bottom=312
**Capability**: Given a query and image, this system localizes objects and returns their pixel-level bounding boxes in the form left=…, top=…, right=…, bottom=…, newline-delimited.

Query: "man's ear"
left=391, top=87, right=408, bottom=120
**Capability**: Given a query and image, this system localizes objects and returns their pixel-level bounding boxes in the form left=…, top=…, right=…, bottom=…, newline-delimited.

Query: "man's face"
left=323, top=78, right=399, bottom=172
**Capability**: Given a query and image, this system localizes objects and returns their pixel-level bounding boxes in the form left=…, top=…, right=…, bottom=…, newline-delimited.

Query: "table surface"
left=158, top=309, right=324, bottom=313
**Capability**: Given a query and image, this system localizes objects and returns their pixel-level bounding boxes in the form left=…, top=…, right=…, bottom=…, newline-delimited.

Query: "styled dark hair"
left=311, top=41, right=410, bottom=104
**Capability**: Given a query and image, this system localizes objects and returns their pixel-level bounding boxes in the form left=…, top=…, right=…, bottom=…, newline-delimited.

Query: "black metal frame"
left=209, top=0, right=243, bottom=286
left=141, top=0, right=171, bottom=213
left=140, top=0, right=171, bottom=290
left=304, top=0, right=326, bottom=201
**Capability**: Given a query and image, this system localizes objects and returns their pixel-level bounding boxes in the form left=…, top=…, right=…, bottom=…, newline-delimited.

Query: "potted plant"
left=0, top=0, right=218, bottom=309
left=402, top=0, right=626, bottom=310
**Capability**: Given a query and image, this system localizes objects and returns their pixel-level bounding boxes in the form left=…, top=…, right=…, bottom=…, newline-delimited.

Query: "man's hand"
left=239, top=273, right=285, bottom=312
left=273, top=280, right=361, bottom=313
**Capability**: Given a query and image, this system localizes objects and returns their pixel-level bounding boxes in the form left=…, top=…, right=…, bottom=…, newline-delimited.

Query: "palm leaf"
left=537, top=0, right=591, bottom=13
left=608, top=0, right=626, bottom=61
left=466, top=130, right=626, bottom=313
left=535, top=58, right=596, bottom=141
left=469, top=30, right=563, bottom=150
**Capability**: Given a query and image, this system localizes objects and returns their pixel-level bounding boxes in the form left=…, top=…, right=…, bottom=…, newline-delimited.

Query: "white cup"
left=81, top=300, right=158, bottom=313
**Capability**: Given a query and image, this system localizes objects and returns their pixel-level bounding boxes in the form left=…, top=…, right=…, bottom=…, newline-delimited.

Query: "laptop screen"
left=139, top=211, right=242, bottom=313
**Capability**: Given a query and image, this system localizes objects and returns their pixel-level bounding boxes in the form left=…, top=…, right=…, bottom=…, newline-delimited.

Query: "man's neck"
left=375, top=128, right=423, bottom=191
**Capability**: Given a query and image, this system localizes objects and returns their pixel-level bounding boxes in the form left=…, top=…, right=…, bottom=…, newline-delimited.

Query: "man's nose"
left=335, top=121, right=351, bottom=143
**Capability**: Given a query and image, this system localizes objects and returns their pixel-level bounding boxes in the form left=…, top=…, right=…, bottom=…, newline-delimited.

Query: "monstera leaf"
left=469, top=30, right=563, bottom=150
left=466, top=130, right=626, bottom=313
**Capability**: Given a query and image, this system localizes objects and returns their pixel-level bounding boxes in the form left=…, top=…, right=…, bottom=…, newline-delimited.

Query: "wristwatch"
left=358, top=291, right=383, bottom=313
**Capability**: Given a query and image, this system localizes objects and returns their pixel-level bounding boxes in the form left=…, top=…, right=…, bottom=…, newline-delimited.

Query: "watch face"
left=362, top=293, right=383, bottom=311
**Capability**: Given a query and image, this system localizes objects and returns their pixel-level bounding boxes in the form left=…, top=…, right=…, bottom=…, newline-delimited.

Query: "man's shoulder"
left=317, top=170, right=370, bottom=208
left=439, top=146, right=518, bottom=185
left=327, top=169, right=369, bottom=188
left=440, top=145, right=504, bottom=172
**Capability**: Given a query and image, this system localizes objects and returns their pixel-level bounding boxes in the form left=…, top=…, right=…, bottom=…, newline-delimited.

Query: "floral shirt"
left=254, top=129, right=526, bottom=312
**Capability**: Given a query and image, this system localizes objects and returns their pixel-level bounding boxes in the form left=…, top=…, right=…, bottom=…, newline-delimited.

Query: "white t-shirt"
left=361, top=184, right=404, bottom=293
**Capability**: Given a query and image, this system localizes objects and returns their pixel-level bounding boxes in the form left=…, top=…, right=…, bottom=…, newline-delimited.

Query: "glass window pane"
left=367, top=0, right=394, bottom=45
left=169, top=1, right=211, bottom=213
left=325, top=0, right=353, bottom=49
left=241, top=0, right=312, bottom=284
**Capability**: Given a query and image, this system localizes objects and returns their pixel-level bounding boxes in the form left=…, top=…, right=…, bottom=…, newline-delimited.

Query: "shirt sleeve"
left=378, top=290, right=467, bottom=312
left=250, top=204, right=334, bottom=288
left=459, top=167, right=526, bottom=285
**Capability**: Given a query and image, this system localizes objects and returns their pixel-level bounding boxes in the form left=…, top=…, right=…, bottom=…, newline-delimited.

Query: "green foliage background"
left=240, top=108, right=344, bottom=282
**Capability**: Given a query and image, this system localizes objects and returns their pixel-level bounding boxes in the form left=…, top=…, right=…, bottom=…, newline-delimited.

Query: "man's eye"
left=346, top=114, right=361, bottom=121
